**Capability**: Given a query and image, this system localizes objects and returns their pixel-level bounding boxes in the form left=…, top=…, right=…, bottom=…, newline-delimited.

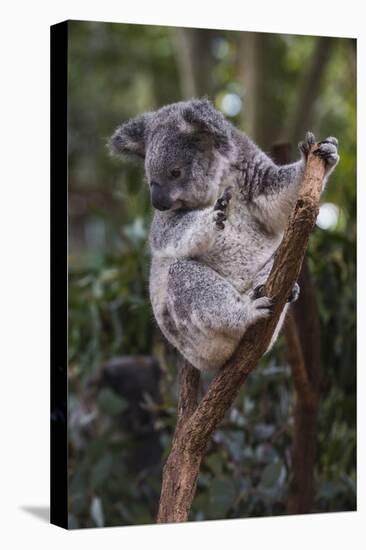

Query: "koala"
left=110, top=99, right=339, bottom=371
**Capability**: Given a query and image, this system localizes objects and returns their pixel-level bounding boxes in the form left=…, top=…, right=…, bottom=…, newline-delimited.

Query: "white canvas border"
left=0, top=1, right=363, bottom=548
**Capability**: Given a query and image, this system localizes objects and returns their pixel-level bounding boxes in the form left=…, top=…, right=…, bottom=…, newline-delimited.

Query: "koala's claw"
left=255, top=282, right=299, bottom=305
left=299, top=133, right=339, bottom=167
left=298, top=131, right=316, bottom=157
left=251, top=295, right=273, bottom=320
left=215, top=211, right=226, bottom=221
left=253, top=283, right=265, bottom=299
left=288, top=282, right=300, bottom=304
left=253, top=285, right=274, bottom=313
left=255, top=296, right=273, bottom=309
left=214, top=187, right=232, bottom=210
left=318, top=136, right=338, bottom=147
left=306, top=131, right=316, bottom=145
left=214, top=187, right=233, bottom=229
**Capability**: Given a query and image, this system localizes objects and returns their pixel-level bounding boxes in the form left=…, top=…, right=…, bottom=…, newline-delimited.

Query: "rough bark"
left=173, top=357, right=201, bottom=439
left=157, top=358, right=201, bottom=523
left=157, top=146, right=325, bottom=523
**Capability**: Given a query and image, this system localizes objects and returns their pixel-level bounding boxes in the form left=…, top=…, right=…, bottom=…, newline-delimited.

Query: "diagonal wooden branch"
left=174, top=356, right=201, bottom=439
left=157, top=146, right=325, bottom=524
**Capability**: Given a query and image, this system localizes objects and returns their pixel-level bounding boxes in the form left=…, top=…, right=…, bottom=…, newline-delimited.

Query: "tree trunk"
left=173, top=28, right=216, bottom=99
left=239, top=33, right=288, bottom=150
left=286, top=262, right=322, bottom=513
left=157, top=146, right=326, bottom=523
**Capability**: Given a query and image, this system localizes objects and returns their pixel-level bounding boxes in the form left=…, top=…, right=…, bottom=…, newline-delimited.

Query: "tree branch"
left=157, top=145, right=325, bottom=523
left=174, top=356, right=200, bottom=439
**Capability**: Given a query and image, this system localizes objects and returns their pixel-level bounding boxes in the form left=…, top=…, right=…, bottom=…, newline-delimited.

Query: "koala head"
left=109, top=99, right=234, bottom=211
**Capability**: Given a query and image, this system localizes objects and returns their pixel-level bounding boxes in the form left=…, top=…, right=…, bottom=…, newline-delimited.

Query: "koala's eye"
left=170, top=168, right=181, bottom=179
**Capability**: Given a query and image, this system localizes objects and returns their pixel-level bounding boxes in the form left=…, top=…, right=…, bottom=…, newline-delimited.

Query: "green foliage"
left=68, top=21, right=356, bottom=528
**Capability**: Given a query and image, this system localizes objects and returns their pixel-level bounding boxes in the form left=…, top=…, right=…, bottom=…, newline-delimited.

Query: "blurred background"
left=67, top=21, right=356, bottom=528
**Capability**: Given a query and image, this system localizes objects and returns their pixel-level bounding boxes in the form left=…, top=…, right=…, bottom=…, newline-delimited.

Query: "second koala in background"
left=110, top=99, right=339, bottom=371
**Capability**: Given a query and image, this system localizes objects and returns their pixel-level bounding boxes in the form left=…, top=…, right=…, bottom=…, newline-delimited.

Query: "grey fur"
left=110, top=99, right=339, bottom=371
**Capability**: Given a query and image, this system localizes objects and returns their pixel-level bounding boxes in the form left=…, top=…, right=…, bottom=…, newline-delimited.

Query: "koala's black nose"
left=150, top=181, right=172, bottom=211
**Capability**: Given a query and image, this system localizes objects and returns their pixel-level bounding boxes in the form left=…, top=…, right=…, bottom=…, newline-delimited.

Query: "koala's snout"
left=150, top=181, right=172, bottom=211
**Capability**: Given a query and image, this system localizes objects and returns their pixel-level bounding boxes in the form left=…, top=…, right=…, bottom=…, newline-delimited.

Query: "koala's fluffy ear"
left=109, top=113, right=151, bottom=160
left=180, top=99, right=232, bottom=157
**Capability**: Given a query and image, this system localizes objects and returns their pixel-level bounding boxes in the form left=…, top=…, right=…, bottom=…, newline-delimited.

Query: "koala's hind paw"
left=288, top=282, right=300, bottom=304
left=213, top=187, right=232, bottom=230
left=250, top=295, right=273, bottom=321
left=255, top=282, right=300, bottom=305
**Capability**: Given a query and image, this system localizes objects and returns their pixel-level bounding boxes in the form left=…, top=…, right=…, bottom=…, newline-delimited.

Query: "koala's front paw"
left=299, top=132, right=339, bottom=173
left=313, top=137, right=339, bottom=169
left=213, top=187, right=232, bottom=230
